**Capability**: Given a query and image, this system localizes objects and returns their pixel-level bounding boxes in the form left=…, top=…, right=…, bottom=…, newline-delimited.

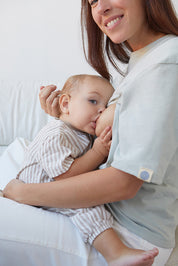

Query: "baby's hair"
left=61, top=74, right=87, bottom=95
left=61, top=74, right=110, bottom=94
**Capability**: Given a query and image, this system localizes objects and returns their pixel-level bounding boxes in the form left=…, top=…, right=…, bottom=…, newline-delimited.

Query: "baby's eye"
left=89, top=99, right=97, bottom=104
left=89, top=0, right=98, bottom=6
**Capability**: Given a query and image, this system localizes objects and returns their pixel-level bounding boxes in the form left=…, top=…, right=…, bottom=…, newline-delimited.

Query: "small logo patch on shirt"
left=138, top=168, right=153, bottom=182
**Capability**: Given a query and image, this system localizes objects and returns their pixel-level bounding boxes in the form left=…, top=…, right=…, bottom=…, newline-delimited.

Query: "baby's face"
left=65, top=76, right=114, bottom=135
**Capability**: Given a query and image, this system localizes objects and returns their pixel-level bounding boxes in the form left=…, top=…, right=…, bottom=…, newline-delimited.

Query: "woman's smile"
left=104, top=14, right=124, bottom=29
left=91, top=0, right=151, bottom=49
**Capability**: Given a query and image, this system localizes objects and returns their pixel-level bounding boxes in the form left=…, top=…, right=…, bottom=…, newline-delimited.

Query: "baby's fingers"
left=99, top=126, right=112, bottom=141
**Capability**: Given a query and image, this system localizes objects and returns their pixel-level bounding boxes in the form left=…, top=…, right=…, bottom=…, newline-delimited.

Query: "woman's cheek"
left=95, top=104, right=116, bottom=137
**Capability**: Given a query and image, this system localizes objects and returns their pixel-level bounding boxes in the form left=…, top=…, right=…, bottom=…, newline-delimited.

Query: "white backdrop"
left=0, top=0, right=96, bottom=85
left=0, top=0, right=177, bottom=85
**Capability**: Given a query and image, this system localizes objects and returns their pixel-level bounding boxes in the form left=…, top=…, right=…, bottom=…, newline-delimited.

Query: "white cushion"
left=0, top=137, right=29, bottom=190
left=0, top=80, right=53, bottom=146
left=0, top=196, right=106, bottom=266
left=0, top=146, right=7, bottom=156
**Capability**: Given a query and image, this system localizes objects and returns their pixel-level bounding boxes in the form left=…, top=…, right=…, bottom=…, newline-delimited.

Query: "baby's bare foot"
left=109, top=248, right=159, bottom=266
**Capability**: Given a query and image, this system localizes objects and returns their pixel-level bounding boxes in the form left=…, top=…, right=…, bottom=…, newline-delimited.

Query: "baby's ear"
left=59, top=94, right=70, bottom=114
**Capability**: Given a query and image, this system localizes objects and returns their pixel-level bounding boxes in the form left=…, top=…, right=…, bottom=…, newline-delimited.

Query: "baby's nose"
left=98, top=106, right=105, bottom=114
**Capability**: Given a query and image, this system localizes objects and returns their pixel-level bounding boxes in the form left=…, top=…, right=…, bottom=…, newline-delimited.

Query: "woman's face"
left=88, top=0, right=150, bottom=50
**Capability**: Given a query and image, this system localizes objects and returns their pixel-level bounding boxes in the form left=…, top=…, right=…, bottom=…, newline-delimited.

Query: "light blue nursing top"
left=106, top=35, right=178, bottom=248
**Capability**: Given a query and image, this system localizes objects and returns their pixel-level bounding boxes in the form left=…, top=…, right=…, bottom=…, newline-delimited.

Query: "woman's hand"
left=39, top=85, right=61, bottom=118
left=3, top=179, right=25, bottom=202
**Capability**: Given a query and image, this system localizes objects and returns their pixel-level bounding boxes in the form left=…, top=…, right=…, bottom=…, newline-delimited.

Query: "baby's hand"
left=39, top=85, right=61, bottom=117
left=92, top=126, right=112, bottom=158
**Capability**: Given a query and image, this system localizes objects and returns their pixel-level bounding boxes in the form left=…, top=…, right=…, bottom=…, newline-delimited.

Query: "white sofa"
left=0, top=81, right=177, bottom=265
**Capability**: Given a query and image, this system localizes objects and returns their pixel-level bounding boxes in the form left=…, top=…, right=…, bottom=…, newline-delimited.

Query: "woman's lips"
left=105, top=15, right=124, bottom=29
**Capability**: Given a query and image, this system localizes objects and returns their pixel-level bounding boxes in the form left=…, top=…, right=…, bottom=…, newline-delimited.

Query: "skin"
left=95, top=103, right=116, bottom=136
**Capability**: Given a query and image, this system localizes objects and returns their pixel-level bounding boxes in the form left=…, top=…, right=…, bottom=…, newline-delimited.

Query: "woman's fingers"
left=39, top=85, right=56, bottom=111
left=50, top=93, right=61, bottom=117
left=39, top=85, right=61, bottom=117
left=46, top=90, right=60, bottom=109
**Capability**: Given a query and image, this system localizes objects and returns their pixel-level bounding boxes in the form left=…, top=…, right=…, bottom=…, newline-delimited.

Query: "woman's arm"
left=3, top=167, right=143, bottom=208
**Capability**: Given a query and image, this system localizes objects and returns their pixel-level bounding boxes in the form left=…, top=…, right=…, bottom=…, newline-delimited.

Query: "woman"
left=4, top=0, right=178, bottom=265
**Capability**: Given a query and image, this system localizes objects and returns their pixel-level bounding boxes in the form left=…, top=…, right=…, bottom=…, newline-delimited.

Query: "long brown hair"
left=81, top=0, right=178, bottom=81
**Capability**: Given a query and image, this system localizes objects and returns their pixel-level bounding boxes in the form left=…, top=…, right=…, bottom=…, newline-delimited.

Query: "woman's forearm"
left=4, top=167, right=143, bottom=208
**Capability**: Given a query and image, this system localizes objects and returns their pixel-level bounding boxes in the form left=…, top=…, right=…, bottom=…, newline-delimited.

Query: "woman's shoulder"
left=127, top=35, right=178, bottom=76
left=154, top=35, right=178, bottom=63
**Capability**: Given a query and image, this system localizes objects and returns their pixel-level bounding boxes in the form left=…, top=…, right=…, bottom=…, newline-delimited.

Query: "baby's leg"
left=70, top=205, right=113, bottom=244
left=93, top=228, right=159, bottom=266
left=59, top=205, right=159, bottom=265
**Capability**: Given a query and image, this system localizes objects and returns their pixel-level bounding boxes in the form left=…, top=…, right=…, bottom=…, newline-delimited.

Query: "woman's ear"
left=59, top=94, right=70, bottom=114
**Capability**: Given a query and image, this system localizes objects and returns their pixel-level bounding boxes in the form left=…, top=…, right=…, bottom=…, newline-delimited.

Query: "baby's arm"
left=54, top=126, right=112, bottom=181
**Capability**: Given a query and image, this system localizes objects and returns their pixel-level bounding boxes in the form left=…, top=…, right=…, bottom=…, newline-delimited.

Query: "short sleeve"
left=37, top=134, right=75, bottom=178
left=110, top=63, right=178, bottom=184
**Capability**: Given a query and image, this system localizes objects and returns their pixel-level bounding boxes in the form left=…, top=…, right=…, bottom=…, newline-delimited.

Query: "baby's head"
left=58, top=74, right=114, bottom=135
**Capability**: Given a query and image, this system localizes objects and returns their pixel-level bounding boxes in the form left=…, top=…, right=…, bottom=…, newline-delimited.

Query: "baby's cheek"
left=95, top=104, right=116, bottom=137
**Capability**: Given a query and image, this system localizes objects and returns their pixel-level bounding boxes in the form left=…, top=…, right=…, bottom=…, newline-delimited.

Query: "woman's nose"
left=97, top=0, right=111, bottom=15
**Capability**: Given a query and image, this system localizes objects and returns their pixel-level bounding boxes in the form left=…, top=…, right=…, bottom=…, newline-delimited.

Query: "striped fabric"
left=47, top=205, right=113, bottom=244
left=17, top=120, right=92, bottom=182
left=17, top=119, right=113, bottom=244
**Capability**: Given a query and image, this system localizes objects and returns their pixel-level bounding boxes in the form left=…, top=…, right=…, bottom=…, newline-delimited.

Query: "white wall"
left=0, top=0, right=177, bottom=85
left=173, top=0, right=178, bottom=12
left=0, top=0, right=96, bottom=84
